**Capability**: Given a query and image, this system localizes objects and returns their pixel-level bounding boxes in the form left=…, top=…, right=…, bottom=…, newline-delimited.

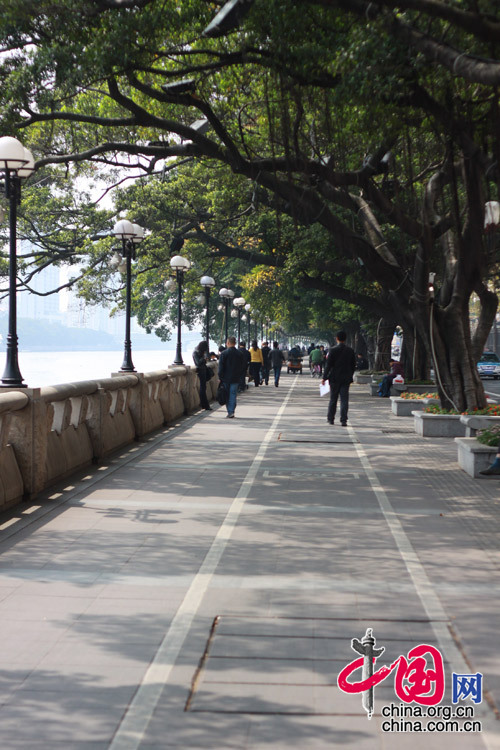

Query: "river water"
left=8, top=349, right=180, bottom=388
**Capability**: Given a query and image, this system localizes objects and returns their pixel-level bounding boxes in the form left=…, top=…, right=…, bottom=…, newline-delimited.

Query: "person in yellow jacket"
left=249, top=340, right=264, bottom=387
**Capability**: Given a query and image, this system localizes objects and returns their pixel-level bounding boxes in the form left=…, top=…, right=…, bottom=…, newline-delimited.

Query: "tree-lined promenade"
left=0, top=377, right=496, bottom=748
left=0, top=1, right=499, bottom=410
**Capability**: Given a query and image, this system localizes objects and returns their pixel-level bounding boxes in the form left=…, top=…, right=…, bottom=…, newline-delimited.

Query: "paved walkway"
left=0, top=374, right=498, bottom=749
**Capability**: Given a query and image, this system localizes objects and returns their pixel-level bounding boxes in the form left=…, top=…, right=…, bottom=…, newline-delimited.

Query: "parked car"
left=477, top=352, right=500, bottom=379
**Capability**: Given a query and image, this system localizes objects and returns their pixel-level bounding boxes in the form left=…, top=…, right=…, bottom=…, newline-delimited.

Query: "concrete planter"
left=353, top=373, right=372, bottom=384
left=390, top=397, right=439, bottom=416
left=369, top=382, right=406, bottom=397
left=413, top=411, right=467, bottom=437
left=455, top=438, right=497, bottom=478
left=459, top=415, right=500, bottom=437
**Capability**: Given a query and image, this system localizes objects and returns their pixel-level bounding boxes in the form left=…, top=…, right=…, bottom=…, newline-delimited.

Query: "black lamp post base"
left=173, top=342, right=184, bottom=365
left=1, top=344, right=26, bottom=388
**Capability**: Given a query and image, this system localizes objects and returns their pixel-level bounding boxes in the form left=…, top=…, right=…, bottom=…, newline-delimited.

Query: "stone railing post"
left=8, top=389, right=50, bottom=499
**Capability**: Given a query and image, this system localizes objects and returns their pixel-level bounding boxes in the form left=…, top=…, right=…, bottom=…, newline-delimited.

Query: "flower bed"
left=399, top=392, right=438, bottom=400
left=424, top=404, right=500, bottom=416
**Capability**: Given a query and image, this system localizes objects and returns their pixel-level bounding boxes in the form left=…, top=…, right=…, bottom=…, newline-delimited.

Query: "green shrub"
left=477, top=426, right=500, bottom=447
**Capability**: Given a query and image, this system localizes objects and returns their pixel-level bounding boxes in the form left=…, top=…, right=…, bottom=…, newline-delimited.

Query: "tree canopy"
left=0, top=0, right=499, bottom=406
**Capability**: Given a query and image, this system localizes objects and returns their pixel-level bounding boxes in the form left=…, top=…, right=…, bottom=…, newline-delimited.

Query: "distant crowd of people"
left=196, top=334, right=500, bottom=478
left=193, top=333, right=372, bottom=423
left=193, top=338, right=287, bottom=417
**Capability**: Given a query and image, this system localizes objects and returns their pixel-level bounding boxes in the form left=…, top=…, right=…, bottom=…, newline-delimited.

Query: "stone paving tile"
left=246, top=714, right=379, bottom=750
left=0, top=687, right=136, bottom=744
left=0, top=378, right=496, bottom=749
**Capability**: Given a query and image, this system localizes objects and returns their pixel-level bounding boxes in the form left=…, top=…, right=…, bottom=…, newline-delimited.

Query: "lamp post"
left=244, top=303, right=252, bottom=343
left=200, top=275, right=215, bottom=347
left=0, top=137, right=34, bottom=388
left=170, top=254, right=191, bottom=365
left=233, top=297, right=246, bottom=345
left=230, top=307, right=238, bottom=337
left=111, top=220, right=145, bottom=372
left=219, top=287, right=234, bottom=342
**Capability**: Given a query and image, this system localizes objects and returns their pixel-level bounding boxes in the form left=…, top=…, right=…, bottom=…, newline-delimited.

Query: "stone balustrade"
left=0, top=363, right=217, bottom=510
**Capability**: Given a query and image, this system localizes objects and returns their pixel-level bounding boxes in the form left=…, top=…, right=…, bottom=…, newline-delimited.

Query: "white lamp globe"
left=219, top=287, right=228, bottom=298
left=109, top=251, right=122, bottom=270
left=131, top=224, right=145, bottom=243
left=200, top=275, right=215, bottom=287
left=170, top=255, right=190, bottom=271
left=113, top=219, right=135, bottom=238
left=18, top=148, right=35, bottom=178
left=0, top=137, right=28, bottom=170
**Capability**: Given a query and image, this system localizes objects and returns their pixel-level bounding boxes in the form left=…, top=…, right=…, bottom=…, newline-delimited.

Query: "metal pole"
left=205, top=286, right=210, bottom=347
left=120, top=240, right=135, bottom=372
left=237, top=309, right=241, bottom=346
left=1, top=173, right=25, bottom=388
left=173, top=268, right=184, bottom=365
left=247, top=315, right=251, bottom=344
left=224, top=299, right=229, bottom=343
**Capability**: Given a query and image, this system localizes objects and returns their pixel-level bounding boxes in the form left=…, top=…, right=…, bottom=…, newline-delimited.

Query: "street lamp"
left=200, top=275, right=215, bottom=347
left=170, top=254, right=191, bottom=365
left=112, top=220, right=145, bottom=372
left=233, top=296, right=246, bottom=345
left=0, top=137, right=34, bottom=387
left=244, top=303, right=251, bottom=343
left=219, top=287, right=234, bottom=342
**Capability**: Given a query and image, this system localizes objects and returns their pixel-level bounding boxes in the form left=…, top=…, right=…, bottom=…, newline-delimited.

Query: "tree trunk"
left=400, top=323, right=432, bottom=381
left=430, top=303, right=487, bottom=411
left=374, top=317, right=395, bottom=370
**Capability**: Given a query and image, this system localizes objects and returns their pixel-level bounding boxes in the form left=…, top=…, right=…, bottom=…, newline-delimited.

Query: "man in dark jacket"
left=218, top=336, right=245, bottom=418
left=270, top=341, right=286, bottom=387
left=322, top=331, right=356, bottom=426
left=261, top=341, right=271, bottom=385
left=238, top=341, right=251, bottom=392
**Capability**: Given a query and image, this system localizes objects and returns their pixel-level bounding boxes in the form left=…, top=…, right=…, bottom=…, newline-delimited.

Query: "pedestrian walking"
left=321, top=330, right=356, bottom=426
left=238, top=341, right=251, bottom=392
left=270, top=341, right=286, bottom=387
left=261, top=341, right=271, bottom=385
left=218, top=336, right=245, bottom=418
left=192, top=340, right=212, bottom=411
left=319, top=345, right=327, bottom=375
left=249, top=340, right=264, bottom=387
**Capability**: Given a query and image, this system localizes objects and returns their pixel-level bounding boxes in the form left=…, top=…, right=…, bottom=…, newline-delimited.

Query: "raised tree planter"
left=391, top=397, right=439, bottom=416
left=353, top=373, right=372, bottom=384
left=459, top=415, right=500, bottom=437
left=455, top=438, right=497, bottom=478
left=413, top=411, right=467, bottom=437
left=369, top=382, right=406, bottom=397
left=405, top=383, right=436, bottom=395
